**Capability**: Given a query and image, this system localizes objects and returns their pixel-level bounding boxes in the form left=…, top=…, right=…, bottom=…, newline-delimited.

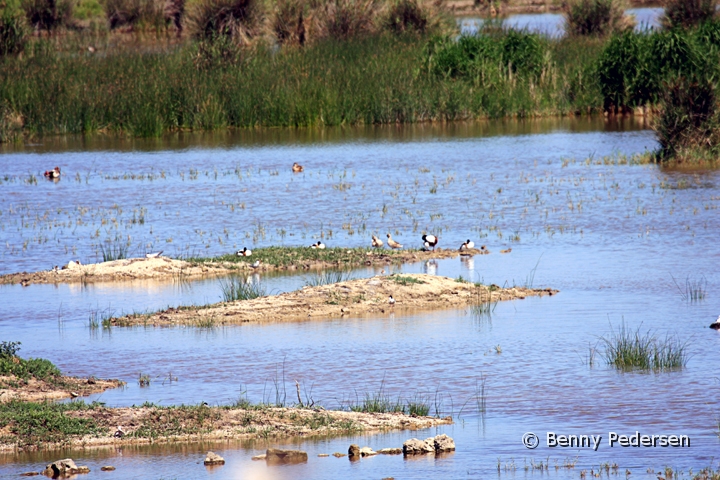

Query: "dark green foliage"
left=600, top=322, right=689, bottom=371
left=21, top=0, right=73, bottom=31
left=655, top=77, right=718, bottom=158
left=0, top=7, right=27, bottom=56
left=564, top=0, right=630, bottom=36
left=0, top=343, right=62, bottom=381
left=384, top=0, right=427, bottom=34
left=426, top=29, right=545, bottom=79
left=189, top=0, right=264, bottom=42
left=0, top=341, right=21, bottom=358
left=662, top=0, right=716, bottom=29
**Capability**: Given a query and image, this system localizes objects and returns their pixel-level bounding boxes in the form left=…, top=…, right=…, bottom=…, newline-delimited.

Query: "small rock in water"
left=434, top=434, right=456, bottom=452
left=377, top=448, right=402, bottom=455
left=251, top=454, right=266, bottom=461
left=100, top=466, right=116, bottom=471
left=359, top=446, right=377, bottom=457
left=348, top=444, right=360, bottom=457
left=265, top=448, right=308, bottom=465
left=204, top=451, right=225, bottom=465
left=332, top=452, right=347, bottom=457
left=42, top=458, right=91, bottom=476
left=317, top=453, right=329, bottom=457
left=19, top=472, right=39, bottom=477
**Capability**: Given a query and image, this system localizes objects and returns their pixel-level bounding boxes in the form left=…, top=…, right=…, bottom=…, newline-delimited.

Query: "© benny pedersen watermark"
left=522, top=432, right=690, bottom=451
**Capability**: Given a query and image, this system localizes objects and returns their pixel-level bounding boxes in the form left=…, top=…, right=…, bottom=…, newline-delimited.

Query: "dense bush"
left=21, top=0, right=74, bottom=31
left=384, top=0, right=427, bottom=34
left=0, top=8, right=27, bottom=56
left=662, top=0, right=715, bottom=29
left=655, top=77, right=718, bottom=158
left=0, top=342, right=62, bottom=380
left=189, top=0, right=263, bottom=42
left=426, top=29, right=546, bottom=79
left=105, top=0, right=184, bottom=31
left=564, top=0, right=632, bottom=36
left=318, top=0, right=379, bottom=41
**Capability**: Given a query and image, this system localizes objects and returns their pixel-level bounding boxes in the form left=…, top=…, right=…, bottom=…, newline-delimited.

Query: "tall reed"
left=219, top=275, right=265, bottom=301
left=600, top=322, right=689, bottom=371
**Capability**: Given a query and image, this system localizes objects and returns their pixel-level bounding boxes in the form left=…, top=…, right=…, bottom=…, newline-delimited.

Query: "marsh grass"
left=391, top=274, right=425, bottom=286
left=304, top=269, right=355, bottom=287
left=662, top=0, right=716, bottom=29
left=99, top=235, right=129, bottom=261
left=219, top=275, right=265, bottom=301
left=469, top=284, right=498, bottom=318
left=88, top=308, right=114, bottom=329
left=0, top=400, right=104, bottom=449
left=564, top=0, right=632, bottom=37
left=193, top=246, right=409, bottom=268
left=600, top=322, right=689, bottom=371
left=671, top=274, right=707, bottom=302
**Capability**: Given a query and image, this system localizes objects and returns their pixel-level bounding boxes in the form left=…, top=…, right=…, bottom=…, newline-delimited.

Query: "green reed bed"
left=0, top=33, right=606, bottom=138
left=600, top=323, right=689, bottom=371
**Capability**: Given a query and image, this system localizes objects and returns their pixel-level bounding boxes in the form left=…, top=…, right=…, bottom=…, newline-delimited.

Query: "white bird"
left=316, top=241, right=325, bottom=249
left=250, top=260, right=261, bottom=269
left=387, top=234, right=403, bottom=249
left=388, top=295, right=395, bottom=308
left=459, top=239, right=475, bottom=251
left=236, top=247, right=252, bottom=257
left=114, top=426, right=125, bottom=438
left=371, top=235, right=383, bottom=248
left=145, top=251, right=163, bottom=258
left=422, top=234, right=438, bottom=251
left=710, top=315, right=720, bottom=330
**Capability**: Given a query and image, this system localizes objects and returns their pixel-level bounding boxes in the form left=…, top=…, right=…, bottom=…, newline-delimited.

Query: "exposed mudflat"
left=0, top=375, right=123, bottom=403
left=0, top=404, right=451, bottom=453
left=111, top=273, right=558, bottom=327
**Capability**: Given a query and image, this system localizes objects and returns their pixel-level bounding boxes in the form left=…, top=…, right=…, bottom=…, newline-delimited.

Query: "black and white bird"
left=388, top=295, right=396, bottom=308
left=422, top=234, right=438, bottom=251
left=114, top=426, right=125, bottom=438
left=459, top=239, right=475, bottom=251
left=145, top=251, right=163, bottom=259
left=236, top=247, right=252, bottom=257
left=710, top=315, right=720, bottom=330
left=311, top=241, right=326, bottom=249
left=250, top=260, right=261, bottom=269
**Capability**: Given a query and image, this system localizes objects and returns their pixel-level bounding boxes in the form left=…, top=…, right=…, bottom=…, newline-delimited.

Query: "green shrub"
left=662, top=0, right=715, bottom=29
left=0, top=7, right=27, bottom=56
left=21, top=0, right=73, bottom=31
left=655, top=77, right=718, bottom=159
left=384, top=0, right=427, bottom=34
left=564, top=0, right=632, bottom=36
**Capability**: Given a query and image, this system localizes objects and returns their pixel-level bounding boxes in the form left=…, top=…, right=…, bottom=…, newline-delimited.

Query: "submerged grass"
left=304, top=269, right=354, bottom=287
left=600, top=322, right=689, bottom=371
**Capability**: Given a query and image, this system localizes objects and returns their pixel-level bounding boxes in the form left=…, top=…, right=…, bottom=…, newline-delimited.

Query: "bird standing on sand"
left=371, top=235, right=383, bottom=248
left=459, top=239, right=475, bottom=251
left=422, top=234, right=438, bottom=251
left=292, top=162, right=304, bottom=173
left=388, top=295, right=395, bottom=309
left=386, top=234, right=403, bottom=249
left=44, top=166, right=61, bottom=179
left=710, top=315, right=720, bottom=330
left=236, top=247, right=252, bottom=257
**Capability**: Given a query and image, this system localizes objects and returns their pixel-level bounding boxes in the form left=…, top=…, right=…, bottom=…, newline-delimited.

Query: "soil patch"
left=112, top=273, right=558, bottom=327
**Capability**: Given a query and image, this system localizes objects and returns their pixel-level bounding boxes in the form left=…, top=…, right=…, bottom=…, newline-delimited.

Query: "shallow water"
left=458, top=8, right=663, bottom=36
left=2, top=116, right=720, bottom=478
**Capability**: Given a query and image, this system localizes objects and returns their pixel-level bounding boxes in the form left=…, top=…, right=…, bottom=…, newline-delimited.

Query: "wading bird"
left=386, top=234, right=403, bottom=249
left=250, top=260, right=261, bottom=269
left=422, top=234, right=438, bottom=251
left=292, top=162, right=304, bottom=173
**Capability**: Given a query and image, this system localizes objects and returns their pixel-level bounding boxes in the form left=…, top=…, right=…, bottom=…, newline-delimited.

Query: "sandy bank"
left=112, top=273, right=558, bottom=327
left=1, top=248, right=487, bottom=286
left=0, top=403, right=451, bottom=453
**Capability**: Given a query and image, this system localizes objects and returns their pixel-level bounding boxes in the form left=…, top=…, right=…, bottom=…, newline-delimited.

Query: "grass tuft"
left=600, top=322, right=689, bottom=371
left=305, top=269, right=354, bottom=287
left=219, top=275, right=265, bottom=301
left=564, top=0, right=633, bottom=37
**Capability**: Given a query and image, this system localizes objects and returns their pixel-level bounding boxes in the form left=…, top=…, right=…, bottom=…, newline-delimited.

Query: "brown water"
left=2, top=116, right=720, bottom=479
